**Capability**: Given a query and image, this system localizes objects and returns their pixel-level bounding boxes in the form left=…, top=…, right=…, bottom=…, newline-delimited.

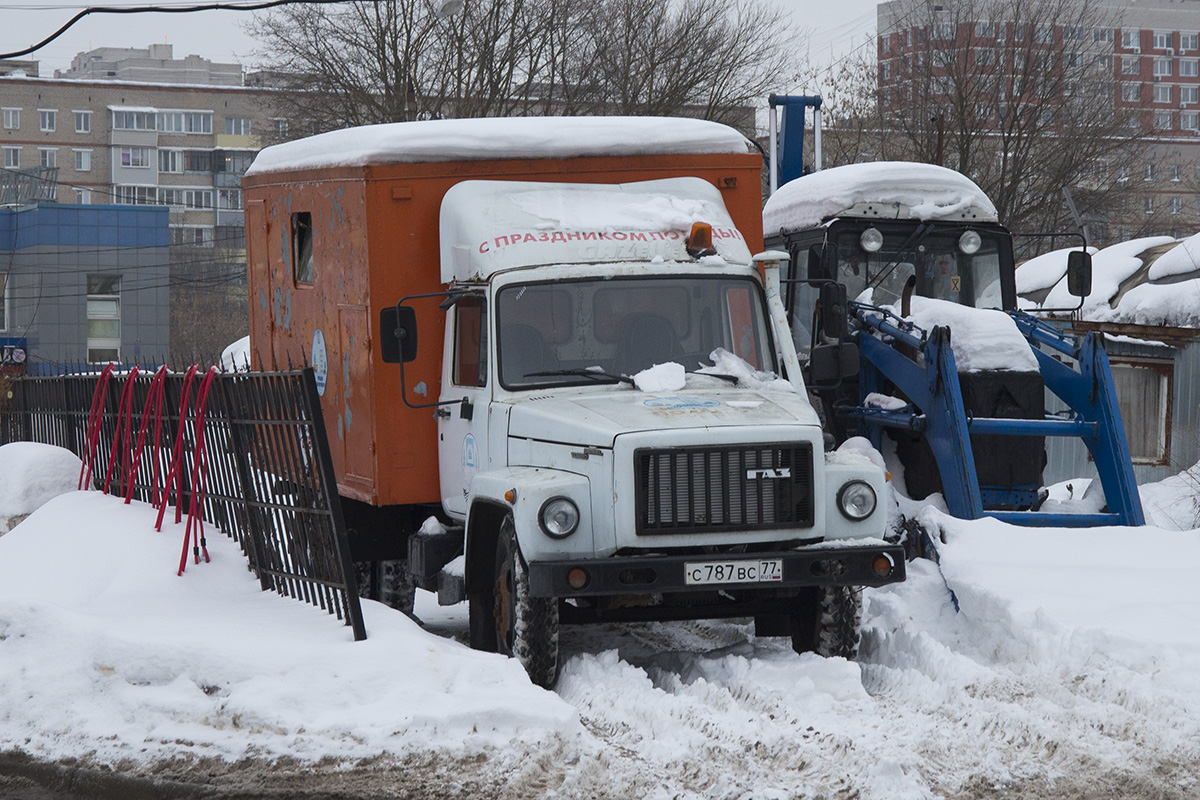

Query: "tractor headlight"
left=837, top=480, right=877, bottom=521
left=539, top=497, right=580, bottom=538
left=958, top=230, right=982, bottom=255
left=860, top=227, right=884, bottom=253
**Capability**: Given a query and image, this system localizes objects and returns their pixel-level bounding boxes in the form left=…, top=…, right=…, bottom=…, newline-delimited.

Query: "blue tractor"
left=762, top=95, right=1144, bottom=529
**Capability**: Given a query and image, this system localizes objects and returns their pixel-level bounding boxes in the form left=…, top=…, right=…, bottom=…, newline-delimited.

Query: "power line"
left=0, top=0, right=351, bottom=60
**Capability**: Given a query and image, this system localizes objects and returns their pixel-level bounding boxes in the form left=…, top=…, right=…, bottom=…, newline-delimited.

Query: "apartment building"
left=877, top=0, right=1200, bottom=241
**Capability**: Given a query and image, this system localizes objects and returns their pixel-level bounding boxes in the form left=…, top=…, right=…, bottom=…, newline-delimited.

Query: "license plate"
left=684, top=559, right=783, bottom=586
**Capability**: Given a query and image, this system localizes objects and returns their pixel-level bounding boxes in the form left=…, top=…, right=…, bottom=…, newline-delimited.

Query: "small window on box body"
left=292, top=212, right=314, bottom=284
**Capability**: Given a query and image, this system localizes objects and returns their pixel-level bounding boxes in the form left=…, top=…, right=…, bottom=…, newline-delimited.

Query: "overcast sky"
left=1, top=0, right=881, bottom=80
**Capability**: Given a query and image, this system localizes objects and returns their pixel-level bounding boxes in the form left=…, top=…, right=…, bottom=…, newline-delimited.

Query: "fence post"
left=298, top=367, right=366, bottom=642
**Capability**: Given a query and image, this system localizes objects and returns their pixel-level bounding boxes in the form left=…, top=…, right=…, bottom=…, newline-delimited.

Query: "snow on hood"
left=507, top=387, right=819, bottom=448
left=763, top=161, right=998, bottom=236
left=903, top=296, right=1038, bottom=372
left=246, top=116, right=750, bottom=176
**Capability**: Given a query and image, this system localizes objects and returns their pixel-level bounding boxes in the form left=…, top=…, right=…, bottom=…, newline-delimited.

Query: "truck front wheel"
left=790, top=585, right=862, bottom=659
left=490, top=516, right=560, bottom=689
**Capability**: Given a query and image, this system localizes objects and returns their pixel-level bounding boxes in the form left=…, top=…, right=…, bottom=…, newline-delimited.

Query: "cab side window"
left=292, top=212, right=314, bottom=284
left=453, top=296, right=487, bottom=387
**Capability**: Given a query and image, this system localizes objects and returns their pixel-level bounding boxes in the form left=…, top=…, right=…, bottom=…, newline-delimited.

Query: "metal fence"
left=0, top=366, right=366, bottom=640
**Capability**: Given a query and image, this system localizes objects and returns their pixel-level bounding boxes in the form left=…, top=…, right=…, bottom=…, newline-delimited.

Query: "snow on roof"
left=439, top=177, right=751, bottom=282
left=762, top=161, right=998, bottom=236
left=245, top=116, right=751, bottom=176
left=1147, top=231, right=1200, bottom=281
left=1037, top=236, right=1177, bottom=320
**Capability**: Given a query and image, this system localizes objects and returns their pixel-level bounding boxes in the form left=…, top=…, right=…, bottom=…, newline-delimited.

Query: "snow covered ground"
left=1, top=446, right=1199, bottom=798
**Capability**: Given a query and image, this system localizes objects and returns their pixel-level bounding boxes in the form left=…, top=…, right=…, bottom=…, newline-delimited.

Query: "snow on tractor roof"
left=763, top=161, right=998, bottom=235
left=439, top=177, right=752, bottom=282
left=245, top=116, right=751, bottom=176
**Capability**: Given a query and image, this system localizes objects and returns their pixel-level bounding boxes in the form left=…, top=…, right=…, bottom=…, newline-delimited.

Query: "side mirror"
left=806, top=242, right=838, bottom=280
left=1066, top=250, right=1092, bottom=297
left=819, top=281, right=848, bottom=340
left=808, top=342, right=860, bottom=388
left=380, top=305, right=418, bottom=364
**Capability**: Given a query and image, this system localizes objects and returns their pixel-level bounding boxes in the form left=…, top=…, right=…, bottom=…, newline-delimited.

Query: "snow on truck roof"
left=439, top=177, right=752, bottom=283
left=762, top=161, right=999, bottom=235
left=244, top=116, right=751, bottom=175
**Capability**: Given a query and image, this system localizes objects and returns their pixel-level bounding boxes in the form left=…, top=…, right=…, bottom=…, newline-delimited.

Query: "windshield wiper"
left=524, top=368, right=634, bottom=384
left=867, top=223, right=934, bottom=291
left=690, top=370, right=739, bottom=384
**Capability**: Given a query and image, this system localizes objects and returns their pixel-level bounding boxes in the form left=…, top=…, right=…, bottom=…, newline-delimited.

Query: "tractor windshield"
left=495, top=275, right=775, bottom=390
left=833, top=223, right=1009, bottom=310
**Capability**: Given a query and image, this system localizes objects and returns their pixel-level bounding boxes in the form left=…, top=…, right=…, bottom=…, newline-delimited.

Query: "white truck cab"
left=385, top=177, right=904, bottom=687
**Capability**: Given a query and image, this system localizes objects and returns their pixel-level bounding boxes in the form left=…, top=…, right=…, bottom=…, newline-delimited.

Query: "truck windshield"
left=834, top=224, right=1007, bottom=310
left=496, top=275, right=775, bottom=390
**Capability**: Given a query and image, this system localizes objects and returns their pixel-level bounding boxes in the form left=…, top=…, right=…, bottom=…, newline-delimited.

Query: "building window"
left=3, top=147, right=19, bottom=169
left=39, top=148, right=56, bottom=168
left=1095, top=27, right=1114, bottom=44
left=934, top=22, right=954, bottom=40
left=452, top=296, right=487, bottom=387
left=224, top=117, right=251, bottom=135
left=975, top=48, right=994, bottom=65
left=170, top=226, right=214, bottom=247
left=183, top=189, right=213, bottom=209
left=881, top=62, right=891, bottom=80
left=39, top=109, right=56, bottom=132
left=218, top=151, right=254, bottom=174
left=1183, top=33, right=1199, bottom=51
left=1144, top=195, right=1155, bottom=213
left=975, top=20, right=993, bottom=38
left=218, top=188, right=242, bottom=210
left=156, top=111, right=212, bottom=134
left=1171, top=164, right=1182, bottom=181
left=1170, top=197, right=1183, bottom=214
left=119, top=147, right=152, bottom=168
left=185, top=151, right=212, bottom=172
left=1121, top=55, right=1139, bottom=74
left=74, top=111, right=91, bottom=133
left=87, top=275, right=121, bottom=364
left=1155, top=110, right=1173, bottom=129
left=1183, top=111, right=1199, bottom=130
left=1183, top=86, right=1200, bottom=104
left=115, top=185, right=158, bottom=205
left=1154, top=58, right=1172, bottom=76
left=1063, top=25, right=1085, bottom=42
left=272, top=118, right=288, bottom=137
left=74, top=188, right=91, bottom=204
left=1154, top=31, right=1172, bottom=50
left=1, top=108, right=18, bottom=129
left=1122, top=30, right=1139, bottom=49
left=292, top=212, right=314, bottom=284
left=1111, top=360, right=1171, bottom=465
left=1035, top=24, right=1053, bottom=44
left=73, top=149, right=91, bottom=172
left=1155, top=84, right=1172, bottom=103
left=1182, top=60, right=1199, bottom=77
left=159, top=149, right=183, bottom=173
left=1121, top=83, right=1140, bottom=102
left=112, top=110, right=155, bottom=130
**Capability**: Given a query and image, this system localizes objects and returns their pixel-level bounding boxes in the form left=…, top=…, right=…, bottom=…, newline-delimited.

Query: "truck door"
left=439, top=295, right=490, bottom=517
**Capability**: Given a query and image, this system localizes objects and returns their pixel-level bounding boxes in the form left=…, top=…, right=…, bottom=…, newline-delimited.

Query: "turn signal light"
left=504, top=488, right=516, bottom=504
left=871, top=553, right=895, bottom=578
left=567, top=567, right=589, bottom=590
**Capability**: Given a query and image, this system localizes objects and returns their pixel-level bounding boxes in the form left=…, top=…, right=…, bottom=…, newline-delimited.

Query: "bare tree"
left=244, top=0, right=801, bottom=138
left=804, top=0, right=1156, bottom=251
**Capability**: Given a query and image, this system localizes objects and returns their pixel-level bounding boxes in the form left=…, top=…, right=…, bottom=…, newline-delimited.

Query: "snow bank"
left=246, top=117, right=750, bottom=175
left=219, top=335, right=250, bottom=372
left=0, top=492, right=577, bottom=764
left=904, top=296, right=1039, bottom=372
left=0, top=442, right=81, bottom=519
left=763, top=162, right=997, bottom=235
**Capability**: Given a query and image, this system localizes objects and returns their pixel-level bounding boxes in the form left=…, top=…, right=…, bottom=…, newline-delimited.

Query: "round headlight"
left=958, top=230, right=982, bottom=255
left=860, top=227, right=884, bottom=253
left=539, top=497, right=579, bottom=538
left=837, top=480, right=877, bottom=521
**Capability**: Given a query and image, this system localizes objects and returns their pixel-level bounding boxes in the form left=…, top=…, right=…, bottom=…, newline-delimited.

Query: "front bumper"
left=527, top=542, right=905, bottom=598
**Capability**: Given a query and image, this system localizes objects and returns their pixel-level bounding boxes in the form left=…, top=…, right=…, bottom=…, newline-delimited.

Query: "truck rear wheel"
left=492, top=516, right=560, bottom=689
left=790, top=585, right=862, bottom=659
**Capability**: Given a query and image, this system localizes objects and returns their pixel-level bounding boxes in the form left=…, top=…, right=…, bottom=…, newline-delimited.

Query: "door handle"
left=435, top=407, right=451, bottom=419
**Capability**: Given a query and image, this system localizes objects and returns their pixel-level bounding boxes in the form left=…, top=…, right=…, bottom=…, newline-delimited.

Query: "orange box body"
left=243, top=153, right=764, bottom=507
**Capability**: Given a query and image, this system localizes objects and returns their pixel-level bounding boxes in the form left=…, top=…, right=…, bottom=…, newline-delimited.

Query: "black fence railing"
left=0, top=367, right=366, bottom=640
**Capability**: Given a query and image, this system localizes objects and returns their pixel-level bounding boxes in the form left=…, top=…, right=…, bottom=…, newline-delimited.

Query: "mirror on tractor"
left=1066, top=250, right=1092, bottom=298
left=380, top=305, right=418, bottom=363
left=808, top=342, right=860, bottom=388
left=806, top=242, right=838, bottom=281
left=819, top=281, right=848, bottom=340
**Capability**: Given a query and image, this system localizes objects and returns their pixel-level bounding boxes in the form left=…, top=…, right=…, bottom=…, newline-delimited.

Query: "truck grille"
left=634, top=444, right=814, bottom=535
